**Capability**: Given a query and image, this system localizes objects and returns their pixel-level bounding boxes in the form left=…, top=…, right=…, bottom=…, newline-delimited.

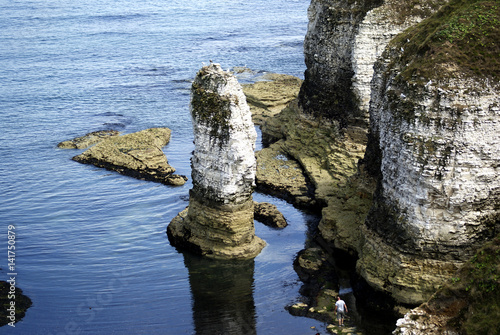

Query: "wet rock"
left=72, top=128, right=187, bottom=186
left=255, top=140, right=316, bottom=209
left=0, top=281, right=32, bottom=327
left=167, top=63, right=265, bottom=259
left=287, top=302, right=309, bottom=317
left=253, top=201, right=287, bottom=228
left=57, top=130, right=120, bottom=149
left=242, top=73, right=302, bottom=125
left=294, top=247, right=328, bottom=283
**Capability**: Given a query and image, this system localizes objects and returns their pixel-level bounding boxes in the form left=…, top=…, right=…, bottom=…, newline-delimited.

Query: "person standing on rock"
left=335, top=296, right=348, bottom=327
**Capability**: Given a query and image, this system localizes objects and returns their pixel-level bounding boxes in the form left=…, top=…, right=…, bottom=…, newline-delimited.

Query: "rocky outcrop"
left=359, top=0, right=500, bottom=304
left=242, top=73, right=302, bottom=125
left=258, top=1, right=498, bottom=331
left=352, top=0, right=442, bottom=121
left=271, top=0, right=444, bottom=257
left=300, top=0, right=442, bottom=130
left=261, top=98, right=373, bottom=254
left=299, top=0, right=383, bottom=128
left=253, top=202, right=288, bottom=228
left=167, top=63, right=265, bottom=259
left=57, top=130, right=120, bottom=149
left=393, top=234, right=500, bottom=335
left=71, top=128, right=187, bottom=186
left=255, top=137, right=316, bottom=209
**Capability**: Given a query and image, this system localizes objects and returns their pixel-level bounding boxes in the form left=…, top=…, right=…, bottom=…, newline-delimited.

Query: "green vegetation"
left=392, top=0, right=500, bottom=81
left=191, top=81, right=232, bottom=144
left=390, top=0, right=444, bottom=25
left=424, top=233, right=500, bottom=334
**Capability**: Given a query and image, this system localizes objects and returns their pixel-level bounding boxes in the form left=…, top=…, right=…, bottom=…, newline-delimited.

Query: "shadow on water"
left=183, top=252, right=257, bottom=335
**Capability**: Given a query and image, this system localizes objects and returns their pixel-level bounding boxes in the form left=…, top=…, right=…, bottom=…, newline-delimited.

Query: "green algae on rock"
left=394, top=234, right=500, bottom=334
left=242, top=73, right=302, bottom=125
left=0, top=281, right=32, bottom=327
left=57, top=130, right=120, bottom=149
left=71, top=128, right=187, bottom=186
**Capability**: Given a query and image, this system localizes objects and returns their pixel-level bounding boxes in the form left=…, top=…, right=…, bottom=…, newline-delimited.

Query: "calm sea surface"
left=0, top=0, right=335, bottom=334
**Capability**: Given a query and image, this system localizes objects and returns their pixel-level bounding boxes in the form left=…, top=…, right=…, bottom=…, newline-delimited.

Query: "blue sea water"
left=0, top=0, right=334, bottom=334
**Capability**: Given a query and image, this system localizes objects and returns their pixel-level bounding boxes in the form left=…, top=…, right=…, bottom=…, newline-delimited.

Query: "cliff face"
left=360, top=72, right=500, bottom=304
left=299, top=0, right=383, bottom=128
left=259, top=0, right=499, bottom=325
left=295, top=0, right=445, bottom=257
left=352, top=0, right=442, bottom=121
left=300, top=0, right=442, bottom=130
left=288, top=0, right=500, bottom=311
left=359, top=0, right=500, bottom=304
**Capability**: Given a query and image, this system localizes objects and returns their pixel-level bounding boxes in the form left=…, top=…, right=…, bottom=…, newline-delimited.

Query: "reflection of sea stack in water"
left=184, top=254, right=257, bottom=334
left=167, top=63, right=265, bottom=259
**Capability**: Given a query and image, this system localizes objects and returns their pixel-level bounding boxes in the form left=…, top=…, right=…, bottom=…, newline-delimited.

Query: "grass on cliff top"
left=393, top=0, right=500, bottom=82
left=424, top=233, right=500, bottom=334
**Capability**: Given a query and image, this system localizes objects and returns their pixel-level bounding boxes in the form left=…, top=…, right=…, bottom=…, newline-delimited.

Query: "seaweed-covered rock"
left=242, top=73, right=302, bottom=125
left=57, top=130, right=120, bottom=149
left=72, top=128, right=187, bottom=186
left=0, top=281, right=32, bottom=327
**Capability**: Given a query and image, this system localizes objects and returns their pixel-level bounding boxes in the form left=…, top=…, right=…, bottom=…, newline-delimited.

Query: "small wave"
left=87, top=31, right=131, bottom=37
left=89, top=13, right=150, bottom=22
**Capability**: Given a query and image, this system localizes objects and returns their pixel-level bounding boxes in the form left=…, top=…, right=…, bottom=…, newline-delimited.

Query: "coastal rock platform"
left=57, top=130, right=120, bottom=149
left=242, top=73, right=302, bottom=125
left=68, top=128, right=187, bottom=186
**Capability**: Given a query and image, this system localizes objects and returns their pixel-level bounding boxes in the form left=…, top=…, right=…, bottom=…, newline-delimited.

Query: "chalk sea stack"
left=167, top=63, right=265, bottom=259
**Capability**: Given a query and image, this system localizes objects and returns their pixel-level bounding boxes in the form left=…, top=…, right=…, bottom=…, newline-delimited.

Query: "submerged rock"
left=72, top=128, right=187, bottom=186
left=0, top=281, right=32, bottom=327
left=167, top=63, right=265, bottom=259
left=57, top=130, right=120, bottom=149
